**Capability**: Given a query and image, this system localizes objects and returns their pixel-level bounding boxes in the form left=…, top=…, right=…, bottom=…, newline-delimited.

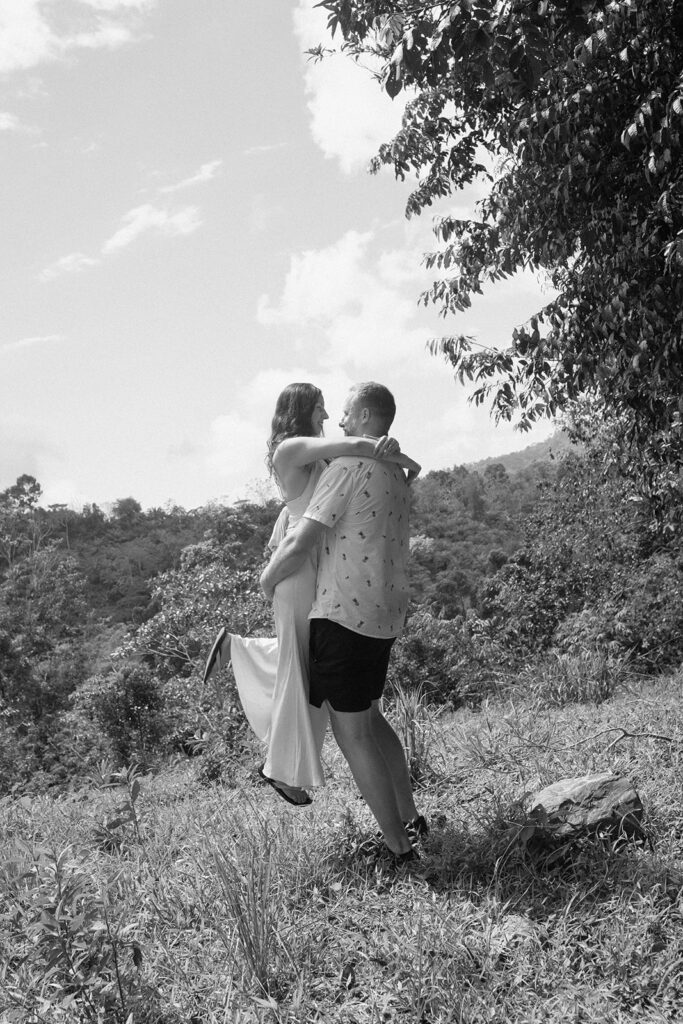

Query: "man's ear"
left=360, top=407, right=371, bottom=425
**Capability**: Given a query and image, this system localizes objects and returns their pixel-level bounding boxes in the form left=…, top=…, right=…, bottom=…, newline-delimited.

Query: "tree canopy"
left=315, top=0, right=683, bottom=492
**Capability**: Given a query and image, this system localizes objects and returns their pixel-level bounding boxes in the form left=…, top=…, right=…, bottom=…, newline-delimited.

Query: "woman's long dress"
left=228, top=463, right=328, bottom=788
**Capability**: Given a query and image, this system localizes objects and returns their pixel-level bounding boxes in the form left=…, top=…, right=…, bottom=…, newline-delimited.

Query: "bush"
left=479, top=544, right=595, bottom=660
left=389, top=610, right=506, bottom=706
left=517, top=650, right=628, bottom=708
left=0, top=842, right=147, bottom=1022
left=553, top=552, right=683, bottom=672
left=81, top=664, right=169, bottom=765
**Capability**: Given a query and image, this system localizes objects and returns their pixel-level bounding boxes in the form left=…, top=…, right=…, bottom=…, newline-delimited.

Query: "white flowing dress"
left=228, top=462, right=329, bottom=788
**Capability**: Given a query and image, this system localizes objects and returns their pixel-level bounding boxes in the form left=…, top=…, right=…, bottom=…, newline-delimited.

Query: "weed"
left=0, top=842, right=143, bottom=1023
left=213, top=824, right=293, bottom=1001
left=92, top=763, right=147, bottom=858
left=521, top=649, right=629, bottom=708
left=386, top=679, right=443, bottom=785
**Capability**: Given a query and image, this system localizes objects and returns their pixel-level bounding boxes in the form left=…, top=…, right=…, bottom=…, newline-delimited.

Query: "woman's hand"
left=372, top=435, right=401, bottom=459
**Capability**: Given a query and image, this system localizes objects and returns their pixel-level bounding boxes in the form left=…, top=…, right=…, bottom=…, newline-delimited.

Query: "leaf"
left=385, top=66, right=403, bottom=99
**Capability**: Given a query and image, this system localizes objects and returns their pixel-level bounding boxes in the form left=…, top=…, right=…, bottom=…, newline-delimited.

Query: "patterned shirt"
left=303, top=456, right=410, bottom=638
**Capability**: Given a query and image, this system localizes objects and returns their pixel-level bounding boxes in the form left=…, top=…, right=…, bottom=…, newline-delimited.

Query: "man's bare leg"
left=327, top=704, right=412, bottom=855
left=367, top=701, right=419, bottom=823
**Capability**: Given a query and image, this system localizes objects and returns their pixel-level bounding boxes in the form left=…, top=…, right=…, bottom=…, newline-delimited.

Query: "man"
left=260, top=382, right=425, bottom=863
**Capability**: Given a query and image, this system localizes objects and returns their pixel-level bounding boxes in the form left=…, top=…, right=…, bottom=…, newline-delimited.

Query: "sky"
left=0, top=0, right=555, bottom=511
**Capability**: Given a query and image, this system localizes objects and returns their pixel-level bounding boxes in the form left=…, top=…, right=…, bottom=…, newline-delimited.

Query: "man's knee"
left=329, top=706, right=373, bottom=748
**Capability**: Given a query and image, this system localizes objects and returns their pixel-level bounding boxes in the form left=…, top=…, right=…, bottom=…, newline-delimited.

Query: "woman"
left=203, top=382, right=421, bottom=805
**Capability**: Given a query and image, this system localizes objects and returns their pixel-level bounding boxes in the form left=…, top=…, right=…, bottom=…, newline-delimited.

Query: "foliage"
left=80, top=665, right=168, bottom=766
left=104, top=537, right=273, bottom=760
left=408, top=456, right=551, bottom=615
left=115, top=542, right=272, bottom=683
left=479, top=431, right=683, bottom=670
left=0, top=474, right=49, bottom=572
left=0, top=842, right=144, bottom=1022
left=315, top=0, right=683, bottom=493
left=389, top=608, right=506, bottom=705
left=554, top=551, right=683, bottom=671
left=0, top=480, right=281, bottom=793
left=514, top=649, right=629, bottom=707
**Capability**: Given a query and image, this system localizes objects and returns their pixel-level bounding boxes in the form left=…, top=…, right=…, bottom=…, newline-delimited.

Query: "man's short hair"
left=351, top=382, right=396, bottom=432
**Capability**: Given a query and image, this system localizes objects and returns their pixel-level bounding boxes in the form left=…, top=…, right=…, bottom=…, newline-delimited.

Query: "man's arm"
left=260, top=517, right=327, bottom=600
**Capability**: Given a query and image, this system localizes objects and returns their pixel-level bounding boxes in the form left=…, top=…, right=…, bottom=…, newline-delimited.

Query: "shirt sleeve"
left=303, top=459, right=354, bottom=528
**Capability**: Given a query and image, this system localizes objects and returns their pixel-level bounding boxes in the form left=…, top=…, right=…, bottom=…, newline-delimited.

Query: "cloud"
left=258, top=217, right=555, bottom=375
left=101, top=203, right=202, bottom=254
left=257, top=227, right=437, bottom=370
left=65, top=23, right=133, bottom=52
left=0, top=0, right=156, bottom=75
left=80, top=1, right=155, bottom=10
left=0, top=110, right=37, bottom=134
left=40, top=252, right=100, bottom=281
left=243, top=142, right=286, bottom=157
left=0, top=112, right=21, bottom=131
left=41, top=201, right=202, bottom=279
left=292, top=0, right=407, bottom=174
left=252, top=220, right=558, bottom=480
left=258, top=230, right=374, bottom=326
left=0, top=1, right=54, bottom=74
left=159, top=159, right=223, bottom=194
left=0, top=334, right=64, bottom=354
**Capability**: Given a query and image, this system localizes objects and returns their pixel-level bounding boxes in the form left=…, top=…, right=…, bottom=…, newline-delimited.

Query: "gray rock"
left=528, top=772, right=644, bottom=839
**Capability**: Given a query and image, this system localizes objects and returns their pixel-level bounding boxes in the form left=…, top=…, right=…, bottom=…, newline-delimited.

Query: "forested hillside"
left=1, top=419, right=681, bottom=796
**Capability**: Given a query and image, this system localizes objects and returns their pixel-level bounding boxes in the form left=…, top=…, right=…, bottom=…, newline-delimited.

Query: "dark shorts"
left=308, top=618, right=395, bottom=713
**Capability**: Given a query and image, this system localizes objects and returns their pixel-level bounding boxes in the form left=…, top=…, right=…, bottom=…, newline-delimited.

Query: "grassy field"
left=2, top=670, right=683, bottom=1023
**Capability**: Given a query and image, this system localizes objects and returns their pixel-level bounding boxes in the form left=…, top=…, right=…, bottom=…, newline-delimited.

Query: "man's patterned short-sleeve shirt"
left=303, top=456, right=410, bottom=638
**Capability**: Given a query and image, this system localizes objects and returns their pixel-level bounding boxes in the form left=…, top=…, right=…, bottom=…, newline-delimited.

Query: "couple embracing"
left=204, top=381, right=427, bottom=865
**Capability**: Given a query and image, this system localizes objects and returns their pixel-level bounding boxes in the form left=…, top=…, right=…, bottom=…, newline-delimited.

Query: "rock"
left=528, top=772, right=644, bottom=839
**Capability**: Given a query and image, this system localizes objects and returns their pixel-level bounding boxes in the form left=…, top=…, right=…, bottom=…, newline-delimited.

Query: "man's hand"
left=259, top=517, right=326, bottom=600
left=260, top=567, right=275, bottom=601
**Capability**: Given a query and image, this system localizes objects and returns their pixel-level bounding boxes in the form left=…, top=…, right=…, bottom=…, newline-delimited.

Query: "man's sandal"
left=404, top=815, right=429, bottom=844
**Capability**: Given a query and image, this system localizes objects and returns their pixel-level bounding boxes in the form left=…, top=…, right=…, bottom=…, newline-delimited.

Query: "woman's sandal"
left=203, top=626, right=230, bottom=685
left=258, top=766, right=312, bottom=807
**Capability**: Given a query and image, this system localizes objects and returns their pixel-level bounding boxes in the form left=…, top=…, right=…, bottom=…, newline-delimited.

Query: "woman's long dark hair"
left=266, top=382, right=322, bottom=474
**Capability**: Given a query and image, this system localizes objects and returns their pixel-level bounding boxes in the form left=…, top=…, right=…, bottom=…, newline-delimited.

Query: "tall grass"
left=386, top=679, right=444, bottom=785
left=212, top=825, right=289, bottom=999
left=518, top=649, right=630, bottom=707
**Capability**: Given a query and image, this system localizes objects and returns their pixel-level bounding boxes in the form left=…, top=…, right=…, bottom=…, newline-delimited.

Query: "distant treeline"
left=1, top=429, right=681, bottom=795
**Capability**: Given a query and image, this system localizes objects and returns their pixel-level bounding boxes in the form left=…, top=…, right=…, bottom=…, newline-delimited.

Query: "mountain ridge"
left=465, top=429, right=579, bottom=475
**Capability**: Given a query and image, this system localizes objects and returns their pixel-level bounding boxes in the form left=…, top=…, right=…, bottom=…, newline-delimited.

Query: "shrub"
left=517, top=650, right=628, bottom=708
left=0, top=843, right=145, bottom=1022
left=553, top=552, right=683, bottom=672
left=389, top=610, right=506, bottom=706
left=81, top=664, right=168, bottom=765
